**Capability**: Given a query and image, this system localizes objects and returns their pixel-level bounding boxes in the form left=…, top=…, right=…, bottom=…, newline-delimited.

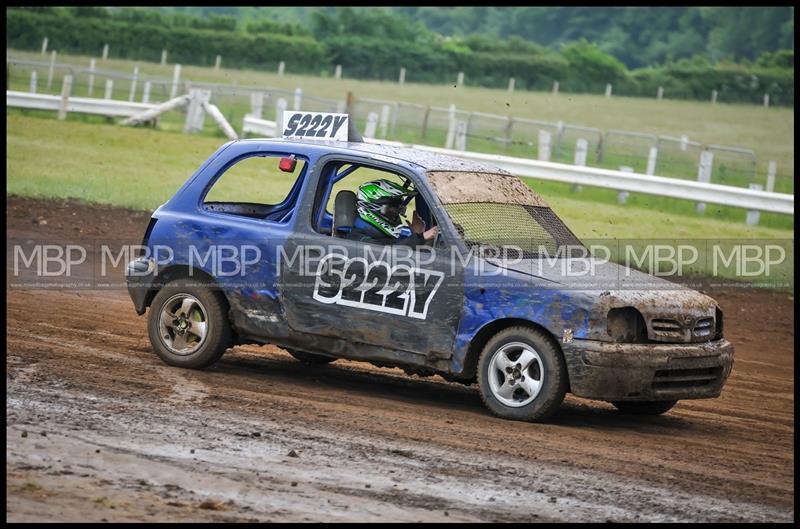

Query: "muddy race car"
left=126, top=112, right=734, bottom=422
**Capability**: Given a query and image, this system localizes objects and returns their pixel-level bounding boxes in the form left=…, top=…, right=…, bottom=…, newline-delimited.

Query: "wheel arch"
left=142, top=265, right=229, bottom=313
left=461, top=318, right=568, bottom=389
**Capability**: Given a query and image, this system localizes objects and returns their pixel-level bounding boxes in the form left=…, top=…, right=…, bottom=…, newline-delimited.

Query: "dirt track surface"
left=6, top=197, right=795, bottom=522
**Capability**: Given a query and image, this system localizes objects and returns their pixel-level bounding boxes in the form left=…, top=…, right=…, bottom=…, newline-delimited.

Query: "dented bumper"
left=562, top=338, right=734, bottom=401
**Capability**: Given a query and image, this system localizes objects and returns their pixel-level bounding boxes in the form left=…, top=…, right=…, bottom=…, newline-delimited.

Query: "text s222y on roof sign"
left=282, top=111, right=349, bottom=142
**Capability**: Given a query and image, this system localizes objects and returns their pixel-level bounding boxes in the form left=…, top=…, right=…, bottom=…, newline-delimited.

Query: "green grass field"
left=7, top=48, right=795, bottom=179
left=7, top=113, right=792, bottom=242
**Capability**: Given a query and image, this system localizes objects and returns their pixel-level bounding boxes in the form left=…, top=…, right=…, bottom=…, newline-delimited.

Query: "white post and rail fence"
left=239, top=113, right=792, bottom=219
left=7, top=81, right=793, bottom=221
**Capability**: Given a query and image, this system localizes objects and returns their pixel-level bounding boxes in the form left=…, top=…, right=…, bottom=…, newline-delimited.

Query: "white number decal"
left=312, top=255, right=444, bottom=320
left=282, top=112, right=349, bottom=141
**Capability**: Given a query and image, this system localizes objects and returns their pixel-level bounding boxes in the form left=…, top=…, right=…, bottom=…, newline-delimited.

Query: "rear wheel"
left=287, top=349, right=336, bottom=365
left=612, top=400, right=677, bottom=415
left=148, top=279, right=232, bottom=369
left=477, top=326, right=567, bottom=422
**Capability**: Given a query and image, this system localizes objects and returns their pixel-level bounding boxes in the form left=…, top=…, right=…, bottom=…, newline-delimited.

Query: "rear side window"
left=203, top=154, right=307, bottom=222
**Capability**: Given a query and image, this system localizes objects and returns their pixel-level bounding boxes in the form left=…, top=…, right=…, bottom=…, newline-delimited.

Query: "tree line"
left=392, top=7, right=794, bottom=69
left=6, top=7, right=794, bottom=106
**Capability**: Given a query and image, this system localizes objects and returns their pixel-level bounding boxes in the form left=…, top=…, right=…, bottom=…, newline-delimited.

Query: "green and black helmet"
left=357, top=179, right=415, bottom=238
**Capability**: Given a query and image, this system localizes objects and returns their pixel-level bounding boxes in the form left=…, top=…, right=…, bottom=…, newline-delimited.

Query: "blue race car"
left=126, top=114, right=733, bottom=422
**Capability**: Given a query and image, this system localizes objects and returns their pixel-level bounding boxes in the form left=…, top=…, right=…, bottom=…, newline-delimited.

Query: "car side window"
left=312, top=160, right=444, bottom=249
left=203, top=153, right=307, bottom=223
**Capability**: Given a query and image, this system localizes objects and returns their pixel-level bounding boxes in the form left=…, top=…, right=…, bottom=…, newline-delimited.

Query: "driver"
left=347, top=178, right=439, bottom=246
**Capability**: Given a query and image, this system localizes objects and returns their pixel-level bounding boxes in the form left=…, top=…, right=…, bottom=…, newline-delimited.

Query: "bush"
left=6, top=9, right=325, bottom=71
left=5, top=7, right=793, bottom=106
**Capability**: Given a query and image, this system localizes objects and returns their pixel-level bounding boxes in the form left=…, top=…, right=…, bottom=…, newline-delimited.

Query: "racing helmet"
left=356, top=179, right=414, bottom=238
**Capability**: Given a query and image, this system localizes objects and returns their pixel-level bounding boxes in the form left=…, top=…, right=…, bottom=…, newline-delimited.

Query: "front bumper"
left=561, top=338, right=734, bottom=401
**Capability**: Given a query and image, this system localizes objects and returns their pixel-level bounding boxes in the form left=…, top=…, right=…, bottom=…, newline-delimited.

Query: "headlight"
left=607, top=307, right=647, bottom=343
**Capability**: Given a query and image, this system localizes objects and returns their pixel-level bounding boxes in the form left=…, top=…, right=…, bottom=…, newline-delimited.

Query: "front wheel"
left=148, top=279, right=232, bottom=369
left=477, top=326, right=568, bottom=422
left=611, top=400, right=677, bottom=415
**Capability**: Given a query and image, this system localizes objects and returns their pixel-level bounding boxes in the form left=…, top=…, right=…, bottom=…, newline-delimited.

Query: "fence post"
left=142, top=81, right=152, bottom=104
left=445, top=104, right=457, bottom=149
left=456, top=72, right=464, bottom=87
left=389, top=102, right=399, bottom=137
left=657, top=86, right=663, bottom=100
left=466, top=112, right=475, bottom=141
left=335, top=64, right=342, bottom=80
left=276, top=98, right=287, bottom=134
left=455, top=121, right=467, bottom=151
left=763, top=94, right=770, bottom=108
left=398, top=67, right=406, bottom=84
left=695, top=149, right=714, bottom=213
left=680, top=134, right=689, bottom=152
left=555, top=120, right=565, bottom=157
left=170, top=64, right=181, bottom=99
left=766, top=161, right=777, bottom=193
left=29, top=71, right=37, bottom=94
left=250, top=92, right=264, bottom=119
left=278, top=61, right=285, bottom=76
left=574, top=139, right=589, bottom=165
left=161, top=49, right=168, bottom=66
left=745, top=184, right=764, bottom=225
left=379, top=104, right=390, bottom=139
left=86, top=58, right=96, bottom=97
left=104, top=79, right=113, bottom=100
left=214, top=55, right=221, bottom=71
left=596, top=132, right=606, bottom=163
left=617, top=166, right=633, bottom=204
left=102, top=44, right=109, bottom=61
left=572, top=138, right=588, bottom=192
left=711, top=90, right=718, bottom=104
left=345, top=91, right=354, bottom=115
left=420, top=105, right=430, bottom=141
left=646, top=146, right=658, bottom=175
left=552, top=81, right=559, bottom=95
left=47, top=50, right=56, bottom=91
left=293, top=88, right=302, bottom=110
left=605, top=83, right=612, bottom=98
left=364, top=112, right=378, bottom=139
left=129, top=66, right=139, bottom=102
left=508, top=77, right=515, bottom=93
left=58, top=74, right=72, bottom=121
left=41, top=37, right=48, bottom=55
left=504, top=116, right=513, bottom=152
left=184, top=89, right=210, bottom=133
left=537, top=130, right=551, bottom=162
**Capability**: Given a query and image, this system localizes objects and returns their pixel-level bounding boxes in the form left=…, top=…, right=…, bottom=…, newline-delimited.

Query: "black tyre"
left=147, top=278, right=232, bottom=369
left=287, top=349, right=336, bottom=365
left=477, top=326, right=568, bottom=422
left=611, top=400, right=677, bottom=415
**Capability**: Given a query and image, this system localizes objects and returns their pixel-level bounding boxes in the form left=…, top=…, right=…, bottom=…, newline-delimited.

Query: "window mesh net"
left=443, top=203, right=583, bottom=258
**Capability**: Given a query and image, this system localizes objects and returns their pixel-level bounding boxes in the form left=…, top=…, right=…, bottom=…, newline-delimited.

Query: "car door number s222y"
left=312, top=254, right=444, bottom=320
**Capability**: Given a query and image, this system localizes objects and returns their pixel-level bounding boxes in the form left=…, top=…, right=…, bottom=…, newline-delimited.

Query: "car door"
left=279, top=155, right=464, bottom=362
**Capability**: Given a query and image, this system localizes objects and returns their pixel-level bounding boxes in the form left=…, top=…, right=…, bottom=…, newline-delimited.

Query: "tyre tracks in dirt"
left=5, top=197, right=795, bottom=522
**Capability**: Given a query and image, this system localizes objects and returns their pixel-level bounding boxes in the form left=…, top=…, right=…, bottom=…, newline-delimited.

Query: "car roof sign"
left=282, top=111, right=353, bottom=142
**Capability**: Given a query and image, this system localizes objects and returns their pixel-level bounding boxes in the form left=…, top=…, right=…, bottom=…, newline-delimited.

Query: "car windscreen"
left=427, top=171, right=583, bottom=258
